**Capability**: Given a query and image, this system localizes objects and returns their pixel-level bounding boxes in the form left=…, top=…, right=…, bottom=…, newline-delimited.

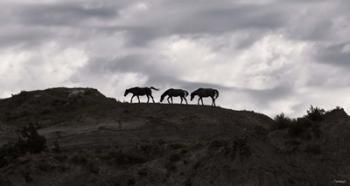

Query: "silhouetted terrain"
left=0, top=88, right=349, bottom=186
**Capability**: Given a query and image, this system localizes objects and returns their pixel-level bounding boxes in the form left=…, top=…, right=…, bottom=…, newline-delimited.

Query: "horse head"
left=190, top=91, right=197, bottom=101
left=160, top=90, right=169, bottom=103
left=160, top=94, right=165, bottom=103
left=124, top=89, right=129, bottom=97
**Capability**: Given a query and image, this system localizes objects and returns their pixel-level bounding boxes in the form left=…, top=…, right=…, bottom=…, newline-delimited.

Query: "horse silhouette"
left=124, top=87, right=159, bottom=103
left=160, top=88, right=189, bottom=104
left=190, top=88, right=219, bottom=106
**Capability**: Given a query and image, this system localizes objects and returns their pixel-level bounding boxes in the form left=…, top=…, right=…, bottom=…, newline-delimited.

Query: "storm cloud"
left=1, top=0, right=350, bottom=117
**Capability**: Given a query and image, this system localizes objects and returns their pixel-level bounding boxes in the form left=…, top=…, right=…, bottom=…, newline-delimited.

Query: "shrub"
left=0, top=123, right=47, bottom=167
left=36, top=160, right=54, bottom=172
left=17, top=123, right=47, bottom=153
left=253, top=125, right=268, bottom=137
left=87, top=161, right=100, bottom=174
left=273, top=113, right=293, bottom=130
left=271, top=107, right=326, bottom=139
left=70, top=153, right=88, bottom=165
left=287, top=118, right=312, bottom=138
left=108, top=150, right=147, bottom=166
left=52, top=140, right=61, bottom=153
left=168, top=153, right=181, bottom=162
left=287, top=117, right=322, bottom=139
left=305, top=106, right=325, bottom=121
left=303, top=144, right=322, bottom=154
left=233, top=138, right=251, bottom=159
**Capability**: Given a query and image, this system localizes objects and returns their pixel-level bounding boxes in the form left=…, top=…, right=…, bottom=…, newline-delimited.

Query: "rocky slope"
left=0, top=87, right=349, bottom=186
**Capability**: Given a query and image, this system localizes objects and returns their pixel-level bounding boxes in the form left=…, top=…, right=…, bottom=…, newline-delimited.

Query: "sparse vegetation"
left=305, top=106, right=325, bottom=121
left=109, top=150, right=147, bottom=166
left=272, top=106, right=328, bottom=139
left=273, top=113, right=293, bottom=130
left=0, top=123, right=47, bottom=168
left=69, top=152, right=89, bottom=165
left=232, top=138, right=251, bottom=159
left=287, top=118, right=312, bottom=138
left=303, top=144, right=322, bottom=154
left=0, top=87, right=348, bottom=186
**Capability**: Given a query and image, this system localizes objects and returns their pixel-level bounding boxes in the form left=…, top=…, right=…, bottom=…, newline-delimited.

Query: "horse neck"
left=190, top=91, right=197, bottom=99
left=161, top=90, right=169, bottom=98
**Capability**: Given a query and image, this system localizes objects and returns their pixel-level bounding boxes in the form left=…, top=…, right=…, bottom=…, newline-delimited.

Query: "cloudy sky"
left=1, top=0, right=350, bottom=117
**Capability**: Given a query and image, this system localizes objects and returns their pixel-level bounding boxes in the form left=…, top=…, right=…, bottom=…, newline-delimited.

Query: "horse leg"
left=184, top=97, right=188, bottom=104
left=180, top=97, right=183, bottom=104
left=197, top=98, right=200, bottom=105
left=130, top=95, right=135, bottom=103
left=146, top=95, right=150, bottom=103
left=201, top=97, right=204, bottom=106
left=211, top=96, right=215, bottom=106
left=167, top=97, right=171, bottom=104
left=171, top=97, right=174, bottom=104
left=137, top=96, right=140, bottom=103
left=150, top=95, right=155, bottom=103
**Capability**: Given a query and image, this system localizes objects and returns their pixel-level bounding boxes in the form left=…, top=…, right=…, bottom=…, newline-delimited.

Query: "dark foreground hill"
left=0, top=88, right=349, bottom=186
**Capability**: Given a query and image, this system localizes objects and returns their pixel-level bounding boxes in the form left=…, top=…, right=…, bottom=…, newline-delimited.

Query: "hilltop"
left=0, top=87, right=349, bottom=186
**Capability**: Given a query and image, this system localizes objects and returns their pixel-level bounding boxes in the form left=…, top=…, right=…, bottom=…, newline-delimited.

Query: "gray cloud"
left=16, top=3, right=118, bottom=27
left=1, top=0, right=350, bottom=117
left=314, top=43, right=350, bottom=67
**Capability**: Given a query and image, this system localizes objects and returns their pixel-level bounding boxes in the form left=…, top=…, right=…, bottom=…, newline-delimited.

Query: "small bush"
left=305, top=106, right=325, bottom=121
left=287, top=117, right=322, bottom=139
left=52, top=140, right=61, bottom=153
left=304, top=144, right=322, bottom=154
left=137, top=168, right=148, bottom=177
left=233, top=138, right=251, bottom=159
left=273, top=113, right=293, bottom=130
left=17, top=123, right=47, bottom=153
left=168, top=143, right=187, bottom=150
left=271, top=107, right=325, bottom=139
left=168, top=153, right=181, bottom=162
left=70, top=153, right=88, bottom=165
left=0, top=123, right=47, bottom=167
left=288, top=118, right=312, bottom=137
left=164, top=161, right=177, bottom=172
left=127, top=178, right=135, bottom=185
left=36, top=160, right=54, bottom=172
left=53, top=154, right=68, bottom=162
left=108, top=150, right=147, bottom=166
left=87, top=161, right=100, bottom=174
left=253, top=125, right=268, bottom=137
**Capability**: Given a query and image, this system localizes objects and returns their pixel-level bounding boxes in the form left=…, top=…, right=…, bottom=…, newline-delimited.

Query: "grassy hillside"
left=0, top=88, right=349, bottom=186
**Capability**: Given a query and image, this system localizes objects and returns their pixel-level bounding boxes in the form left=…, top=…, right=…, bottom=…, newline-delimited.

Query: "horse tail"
left=150, top=87, right=159, bottom=91
left=184, top=90, right=189, bottom=97
left=214, top=89, right=219, bottom=99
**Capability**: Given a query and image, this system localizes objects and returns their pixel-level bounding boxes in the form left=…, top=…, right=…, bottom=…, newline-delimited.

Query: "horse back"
left=130, top=87, right=152, bottom=95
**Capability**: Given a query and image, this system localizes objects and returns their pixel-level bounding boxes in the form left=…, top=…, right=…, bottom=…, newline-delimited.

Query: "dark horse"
left=124, top=87, right=159, bottom=103
left=160, top=88, right=189, bottom=104
left=190, top=88, right=219, bottom=106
